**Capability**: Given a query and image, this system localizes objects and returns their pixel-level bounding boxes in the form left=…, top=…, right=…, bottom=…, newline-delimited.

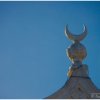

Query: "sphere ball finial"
left=65, top=25, right=88, bottom=77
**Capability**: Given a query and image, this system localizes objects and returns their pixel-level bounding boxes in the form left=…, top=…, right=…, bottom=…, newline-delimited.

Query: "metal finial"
left=65, top=25, right=88, bottom=77
left=65, top=24, right=88, bottom=42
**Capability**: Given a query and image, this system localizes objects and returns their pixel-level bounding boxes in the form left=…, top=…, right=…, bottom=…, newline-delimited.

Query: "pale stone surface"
left=45, top=66, right=100, bottom=99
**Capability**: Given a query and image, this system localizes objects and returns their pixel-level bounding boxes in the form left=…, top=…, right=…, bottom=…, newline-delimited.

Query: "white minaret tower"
left=46, top=25, right=100, bottom=99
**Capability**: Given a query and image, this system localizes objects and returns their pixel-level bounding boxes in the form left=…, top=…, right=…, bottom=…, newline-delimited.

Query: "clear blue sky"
left=0, top=1, right=100, bottom=99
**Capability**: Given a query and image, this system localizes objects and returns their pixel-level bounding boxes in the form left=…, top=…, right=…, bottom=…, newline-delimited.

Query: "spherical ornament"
left=66, top=42, right=87, bottom=63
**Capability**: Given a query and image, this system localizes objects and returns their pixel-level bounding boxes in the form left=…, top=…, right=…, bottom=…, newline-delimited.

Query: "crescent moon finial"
left=65, top=24, right=88, bottom=42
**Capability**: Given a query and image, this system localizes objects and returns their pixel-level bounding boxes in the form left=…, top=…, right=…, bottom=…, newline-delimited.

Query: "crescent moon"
left=65, top=25, right=88, bottom=42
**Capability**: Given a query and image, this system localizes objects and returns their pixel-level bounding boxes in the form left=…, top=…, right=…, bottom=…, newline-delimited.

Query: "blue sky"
left=0, top=1, right=100, bottom=99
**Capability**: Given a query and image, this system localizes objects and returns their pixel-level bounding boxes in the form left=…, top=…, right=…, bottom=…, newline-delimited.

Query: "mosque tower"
left=45, top=25, right=100, bottom=99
